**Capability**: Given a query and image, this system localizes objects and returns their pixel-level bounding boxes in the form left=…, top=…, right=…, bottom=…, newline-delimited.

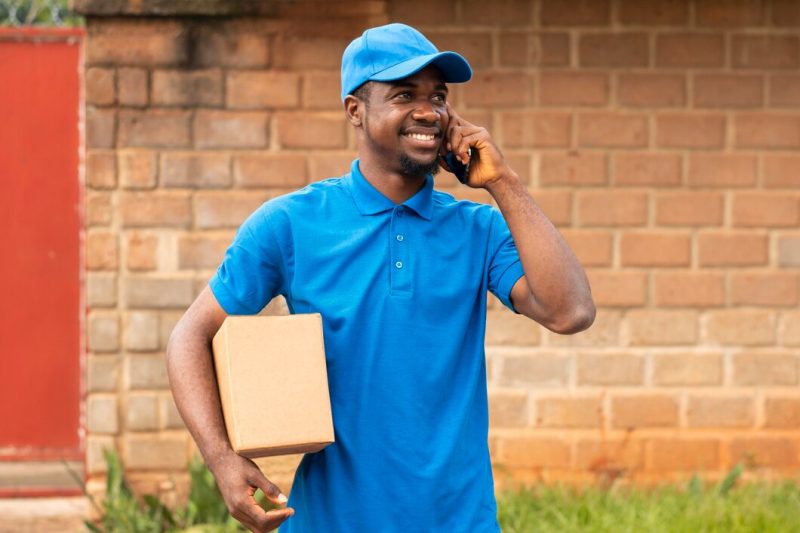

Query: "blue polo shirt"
left=209, top=160, right=524, bottom=532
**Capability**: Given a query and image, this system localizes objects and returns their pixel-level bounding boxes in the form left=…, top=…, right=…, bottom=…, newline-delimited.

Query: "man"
left=167, top=23, right=594, bottom=532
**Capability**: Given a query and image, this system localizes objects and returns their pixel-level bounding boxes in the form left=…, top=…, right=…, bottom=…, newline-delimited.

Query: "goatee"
left=399, top=153, right=440, bottom=178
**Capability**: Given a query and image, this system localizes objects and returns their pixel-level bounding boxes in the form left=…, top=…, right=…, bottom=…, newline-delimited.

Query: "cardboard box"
left=212, top=314, right=334, bottom=458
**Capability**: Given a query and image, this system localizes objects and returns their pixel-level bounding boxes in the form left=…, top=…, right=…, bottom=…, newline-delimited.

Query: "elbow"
left=547, top=300, right=596, bottom=335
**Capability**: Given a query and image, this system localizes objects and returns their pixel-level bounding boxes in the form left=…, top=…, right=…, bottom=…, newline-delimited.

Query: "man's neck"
left=357, top=155, right=428, bottom=205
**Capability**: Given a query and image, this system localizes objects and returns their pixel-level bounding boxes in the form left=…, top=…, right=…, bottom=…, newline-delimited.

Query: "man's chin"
left=399, top=154, right=440, bottom=177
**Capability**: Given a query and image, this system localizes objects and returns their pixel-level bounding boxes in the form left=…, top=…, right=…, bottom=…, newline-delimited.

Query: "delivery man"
left=166, top=23, right=595, bottom=532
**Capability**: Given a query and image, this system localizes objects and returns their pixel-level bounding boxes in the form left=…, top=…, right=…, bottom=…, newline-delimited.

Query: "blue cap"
left=341, top=23, right=473, bottom=102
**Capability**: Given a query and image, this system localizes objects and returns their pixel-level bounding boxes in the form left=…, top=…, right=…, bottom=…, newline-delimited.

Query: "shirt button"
left=395, top=261, right=403, bottom=269
left=396, top=209, right=404, bottom=217
left=396, top=234, right=404, bottom=242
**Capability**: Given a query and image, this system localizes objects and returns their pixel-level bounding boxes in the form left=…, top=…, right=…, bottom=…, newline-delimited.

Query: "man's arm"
left=443, top=105, right=595, bottom=334
left=166, top=286, right=294, bottom=532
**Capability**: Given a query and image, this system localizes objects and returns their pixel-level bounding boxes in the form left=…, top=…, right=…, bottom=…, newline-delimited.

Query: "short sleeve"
left=486, top=208, right=524, bottom=312
left=208, top=204, right=286, bottom=315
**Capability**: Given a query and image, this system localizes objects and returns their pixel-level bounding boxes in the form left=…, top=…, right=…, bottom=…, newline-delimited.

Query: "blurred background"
left=0, top=0, right=798, bottom=530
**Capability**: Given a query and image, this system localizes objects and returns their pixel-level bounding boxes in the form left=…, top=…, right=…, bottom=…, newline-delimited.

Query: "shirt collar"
left=345, top=159, right=433, bottom=220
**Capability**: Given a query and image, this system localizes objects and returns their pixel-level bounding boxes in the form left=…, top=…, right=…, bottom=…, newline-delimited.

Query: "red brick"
left=119, top=151, right=157, bottom=190
left=656, top=192, right=724, bottom=226
left=699, top=232, right=768, bottom=266
left=537, top=396, right=603, bottom=428
left=123, top=434, right=187, bottom=470
left=195, top=110, right=269, bottom=149
left=87, top=193, right=112, bottom=227
left=764, top=398, right=800, bottom=429
left=577, top=353, right=644, bottom=386
left=233, top=154, right=307, bottom=188
left=628, top=310, right=699, bottom=346
left=539, top=72, right=608, bottom=107
left=504, top=152, right=532, bottom=184
left=499, top=435, right=571, bottom=469
left=486, top=310, right=540, bottom=346
left=648, top=439, right=720, bottom=471
left=86, top=67, right=115, bottom=106
left=124, top=277, right=195, bottom=310
left=732, top=35, right=800, bottom=69
left=541, top=0, right=610, bottom=25
left=120, top=192, right=192, bottom=228
left=118, top=110, right=191, bottom=148
left=227, top=71, right=301, bottom=109
left=560, top=230, right=613, bottom=267
left=586, top=271, right=648, bottom=307
left=621, top=232, right=691, bottom=267
left=778, top=234, right=800, bottom=267
left=577, top=191, right=648, bottom=227
left=618, top=0, right=689, bottom=25
left=612, top=395, right=679, bottom=429
left=117, top=67, right=148, bottom=107
left=127, top=232, right=157, bottom=271
left=539, top=153, right=607, bottom=187
left=764, top=155, right=800, bottom=188
left=771, top=0, right=800, bottom=26
left=780, top=311, right=800, bottom=345
left=498, top=32, right=570, bottom=67
left=151, top=69, right=222, bottom=107
left=579, top=113, right=648, bottom=148
left=428, top=32, right=493, bottom=69
left=733, top=352, right=797, bottom=386
left=728, top=438, right=797, bottom=468
left=656, top=114, right=726, bottom=149
left=695, top=0, right=767, bottom=26
left=302, top=72, right=342, bottom=110
left=735, top=113, right=800, bottom=149
left=276, top=113, right=347, bottom=149
left=617, top=74, right=686, bottom=108
left=389, top=0, right=456, bottom=26
left=654, top=272, right=725, bottom=307
left=273, top=35, right=349, bottom=70
left=499, top=354, right=570, bottom=387
left=579, top=33, right=649, bottom=67
left=688, top=396, right=755, bottom=428
left=462, top=0, right=534, bottom=25
left=732, top=192, right=800, bottom=228
left=688, top=154, right=756, bottom=188
left=308, top=153, right=357, bottom=182
left=177, top=235, right=230, bottom=269
left=706, top=311, right=777, bottom=346
left=530, top=189, right=572, bottom=227
left=770, top=74, right=800, bottom=107
left=86, top=107, right=116, bottom=149
left=87, top=19, right=187, bottom=66
left=86, top=151, right=117, bottom=190
left=87, top=232, right=119, bottom=271
left=193, top=191, right=268, bottom=229
left=694, top=74, right=764, bottom=108
left=488, top=391, right=529, bottom=428
left=194, top=29, right=270, bottom=68
left=575, top=438, right=644, bottom=473
left=463, top=73, right=534, bottom=108
left=613, top=153, right=682, bottom=187
left=652, top=353, right=723, bottom=386
left=161, top=152, right=231, bottom=189
left=656, top=34, right=724, bottom=67
left=501, top=111, right=571, bottom=148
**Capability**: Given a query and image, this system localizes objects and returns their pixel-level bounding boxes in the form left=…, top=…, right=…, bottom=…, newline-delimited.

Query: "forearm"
left=486, top=170, right=595, bottom=332
left=166, top=326, right=233, bottom=469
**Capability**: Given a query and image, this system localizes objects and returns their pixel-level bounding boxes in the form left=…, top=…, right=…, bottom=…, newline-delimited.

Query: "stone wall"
left=79, top=0, right=800, bottom=502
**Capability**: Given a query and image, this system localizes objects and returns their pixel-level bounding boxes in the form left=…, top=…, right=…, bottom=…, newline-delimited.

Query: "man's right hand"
left=209, top=451, right=294, bottom=532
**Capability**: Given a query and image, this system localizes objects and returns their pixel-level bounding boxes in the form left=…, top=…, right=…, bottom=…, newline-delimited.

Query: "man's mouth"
left=404, top=132, right=437, bottom=142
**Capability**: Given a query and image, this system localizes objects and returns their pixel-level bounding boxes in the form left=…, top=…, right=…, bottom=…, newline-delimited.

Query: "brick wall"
left=80, top=0, right=800, bottom=500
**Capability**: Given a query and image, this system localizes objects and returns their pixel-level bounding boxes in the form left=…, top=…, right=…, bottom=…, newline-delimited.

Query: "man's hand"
left=209, top=451, right=294, bottom=532
left=439, top=103, right=513, bottom=189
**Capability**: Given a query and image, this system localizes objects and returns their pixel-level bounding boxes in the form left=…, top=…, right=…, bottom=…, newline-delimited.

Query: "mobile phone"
left=445, top=148, right=471, bottom=184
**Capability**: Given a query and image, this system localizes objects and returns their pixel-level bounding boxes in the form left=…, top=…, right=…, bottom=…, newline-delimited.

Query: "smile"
left=404, top=133, right=437, bottom=141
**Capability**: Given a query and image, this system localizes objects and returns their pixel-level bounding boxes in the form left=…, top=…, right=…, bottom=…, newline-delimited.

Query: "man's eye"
left=396, top=92, right=412, bottom=100
left=432, top=94, right=446, bottom=103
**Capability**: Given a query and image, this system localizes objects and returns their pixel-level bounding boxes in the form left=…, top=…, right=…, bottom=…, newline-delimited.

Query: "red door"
left=0, top=28, right=84, bottom=489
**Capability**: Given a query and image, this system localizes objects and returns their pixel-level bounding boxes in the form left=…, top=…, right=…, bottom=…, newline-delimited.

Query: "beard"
left=399, top=153, right=440, bottom=178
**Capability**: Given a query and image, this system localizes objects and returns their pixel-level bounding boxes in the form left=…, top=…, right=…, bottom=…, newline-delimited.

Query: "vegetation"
left=0, top=0, right=83, bottom=27
left=84, top=453, right=800, bottom=532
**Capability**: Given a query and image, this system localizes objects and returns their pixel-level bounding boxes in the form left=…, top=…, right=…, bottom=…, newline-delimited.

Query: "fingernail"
left=278, top=493, right=288, bottom=504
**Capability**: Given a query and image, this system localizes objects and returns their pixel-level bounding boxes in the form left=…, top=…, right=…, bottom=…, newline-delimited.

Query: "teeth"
left=407, top=133, right=435, bottom=141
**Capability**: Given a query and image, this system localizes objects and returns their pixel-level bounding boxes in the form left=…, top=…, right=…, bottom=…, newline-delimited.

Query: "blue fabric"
left=340, top=23, right=472, bottom=100
left=209, top=160, right=524, bottom=532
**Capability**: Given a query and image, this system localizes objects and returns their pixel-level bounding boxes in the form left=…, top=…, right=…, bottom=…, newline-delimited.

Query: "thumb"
left=248, top=468, right=288, bottom=507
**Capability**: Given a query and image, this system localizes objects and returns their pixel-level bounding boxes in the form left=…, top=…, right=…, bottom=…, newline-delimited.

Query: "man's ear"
left=344, top=95, right=363, bottom=127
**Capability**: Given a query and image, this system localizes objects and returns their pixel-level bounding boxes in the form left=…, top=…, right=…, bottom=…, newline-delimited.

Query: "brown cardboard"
left=212, top=314, right=334, bottom=458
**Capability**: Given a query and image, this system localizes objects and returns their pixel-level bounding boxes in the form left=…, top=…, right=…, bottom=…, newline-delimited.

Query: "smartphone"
left=444, top=148, right=471, bottom=184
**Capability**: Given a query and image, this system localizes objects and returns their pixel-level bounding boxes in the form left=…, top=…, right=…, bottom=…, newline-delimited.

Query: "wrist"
left=484, top=167, right=520, bottom=193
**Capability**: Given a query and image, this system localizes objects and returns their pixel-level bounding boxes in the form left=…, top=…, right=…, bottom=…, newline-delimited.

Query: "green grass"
left=497, top=473, right=800, bottom=533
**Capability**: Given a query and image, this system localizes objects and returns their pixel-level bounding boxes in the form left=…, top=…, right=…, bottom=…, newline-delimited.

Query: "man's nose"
left=411, top=101, right=440, bottom=123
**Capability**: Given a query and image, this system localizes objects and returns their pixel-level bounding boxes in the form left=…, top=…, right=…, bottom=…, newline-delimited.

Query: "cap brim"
left=369, top=51, right=472, bottom=85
